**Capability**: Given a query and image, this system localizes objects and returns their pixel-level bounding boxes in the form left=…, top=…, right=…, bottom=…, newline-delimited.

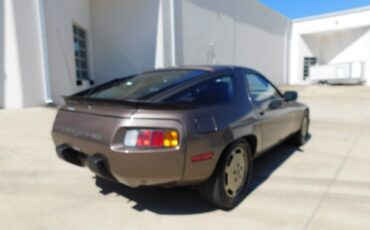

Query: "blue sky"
left=259, top=0, right=370, bottom=19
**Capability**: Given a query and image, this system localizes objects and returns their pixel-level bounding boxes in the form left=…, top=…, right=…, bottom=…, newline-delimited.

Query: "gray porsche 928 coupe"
left=52, top=66, right=309, bottom=209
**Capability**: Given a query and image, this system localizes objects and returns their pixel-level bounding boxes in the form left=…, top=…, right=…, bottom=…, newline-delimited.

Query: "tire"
left=198, top=141, right=253, bottom=210
left=291, top=111, right=310, bottom=146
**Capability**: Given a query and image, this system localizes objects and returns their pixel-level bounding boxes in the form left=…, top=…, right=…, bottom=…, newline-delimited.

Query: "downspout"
left=170, top=0, right=176, bottom=66
left=37, top=0, right=53, bottom=104
left=284, top=20, right=292, bottom=85
left=155, top=0, right=165, bottom=68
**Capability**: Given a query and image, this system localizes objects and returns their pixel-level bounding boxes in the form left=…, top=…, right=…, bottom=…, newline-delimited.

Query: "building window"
left=73, top=24, right=89, bottom=85
left=303, top=57, right=317, bottom=80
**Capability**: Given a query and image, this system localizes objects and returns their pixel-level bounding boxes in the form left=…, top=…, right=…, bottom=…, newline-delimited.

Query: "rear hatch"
left=52, top=69, right=210, bottom=186
left=52, top=97, right=193, bottom=149
left=51, top=98, right=189, bottom=187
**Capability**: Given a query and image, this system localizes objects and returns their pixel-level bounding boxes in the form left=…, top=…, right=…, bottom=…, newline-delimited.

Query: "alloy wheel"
left=224, top=147, right=248, bottom=198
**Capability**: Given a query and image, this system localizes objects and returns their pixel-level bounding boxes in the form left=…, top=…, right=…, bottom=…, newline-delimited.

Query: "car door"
left=243, top=72, right=292, bottom=150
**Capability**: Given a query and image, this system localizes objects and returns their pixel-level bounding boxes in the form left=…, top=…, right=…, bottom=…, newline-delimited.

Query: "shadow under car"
left=95, top=140, right=308, bottom=215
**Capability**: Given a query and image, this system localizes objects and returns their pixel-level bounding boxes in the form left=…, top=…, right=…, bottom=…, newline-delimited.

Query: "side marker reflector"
left=192, top=152, right=214, bottom=163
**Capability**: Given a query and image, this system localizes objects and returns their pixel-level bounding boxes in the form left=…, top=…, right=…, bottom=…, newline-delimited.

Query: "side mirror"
left=283, top=91, right=298, bottom=102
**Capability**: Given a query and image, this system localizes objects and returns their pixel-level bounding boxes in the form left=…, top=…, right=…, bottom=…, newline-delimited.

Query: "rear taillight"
left=124, top=129, right=179, bottom=149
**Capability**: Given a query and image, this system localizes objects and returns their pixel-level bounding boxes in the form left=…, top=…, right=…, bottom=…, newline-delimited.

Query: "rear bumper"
left=52, top=111, right=187, bottom=187
left=56, top=145, right=86, bottom=167
left=55, top=144, right=185, bottom=187
left=56, top=145, right=117, bottom=182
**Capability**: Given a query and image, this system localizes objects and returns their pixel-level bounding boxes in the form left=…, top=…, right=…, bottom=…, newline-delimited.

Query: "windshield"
left=87, top=70, right=208, bottom=101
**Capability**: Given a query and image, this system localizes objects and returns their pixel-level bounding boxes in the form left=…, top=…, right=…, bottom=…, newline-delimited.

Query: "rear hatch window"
left=87, top=70, right=208, bottom=101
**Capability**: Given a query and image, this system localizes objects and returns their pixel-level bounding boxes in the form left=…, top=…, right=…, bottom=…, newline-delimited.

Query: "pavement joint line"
left=303, top=115, right=370, bottom=230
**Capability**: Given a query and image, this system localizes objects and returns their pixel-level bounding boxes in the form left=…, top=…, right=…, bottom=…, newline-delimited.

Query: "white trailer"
left=309, top=62, right=366, bottom=85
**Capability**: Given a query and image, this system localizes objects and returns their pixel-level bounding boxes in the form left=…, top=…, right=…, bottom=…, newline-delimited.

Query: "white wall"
left=290, top=8, right=370, bottom=85
left=91, top=0, right=161, bottom=84
left=4, top=0, right=368, bottom=109
left=175, top=0, right=291, bottom=85
left=44, top=0, right=93, bottom=105
left=321, top=28, right=370, bottom=64
left=3, top=0, right=22, bottom=108
left=2, top=0, right=45, bottom=108
left=0, top=0, right=5, bottom=108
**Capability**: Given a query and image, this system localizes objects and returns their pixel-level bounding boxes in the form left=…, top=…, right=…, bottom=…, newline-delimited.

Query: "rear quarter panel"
left=178, top=101, right=259, bottom=184
left=135, top=72, right=261, bottom=184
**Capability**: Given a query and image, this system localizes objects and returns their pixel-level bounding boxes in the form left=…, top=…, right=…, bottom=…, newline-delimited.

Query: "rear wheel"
left=292, top=112, right=309, bottom=146
left=198, top=141, right=253, bottom=210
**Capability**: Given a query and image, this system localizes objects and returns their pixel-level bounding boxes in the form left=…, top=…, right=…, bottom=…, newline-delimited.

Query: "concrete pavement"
left=0, top=86, right=370, bottom=230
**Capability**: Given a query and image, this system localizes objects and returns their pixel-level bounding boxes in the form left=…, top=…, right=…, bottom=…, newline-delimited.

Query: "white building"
left=0, top=0, right=369, bottom=109
left=289, top=6, right=370, bottom=85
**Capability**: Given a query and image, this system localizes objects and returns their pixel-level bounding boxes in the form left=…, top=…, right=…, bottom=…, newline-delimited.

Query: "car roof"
left=144, top=65, right=256, bottom=74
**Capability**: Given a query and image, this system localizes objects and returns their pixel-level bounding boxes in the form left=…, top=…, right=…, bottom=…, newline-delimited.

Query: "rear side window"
left=164, top=76, right=235, bottom=105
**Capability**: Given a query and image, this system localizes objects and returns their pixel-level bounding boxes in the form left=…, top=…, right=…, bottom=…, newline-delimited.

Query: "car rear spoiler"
left=63, top=96, right=200, bottom=110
